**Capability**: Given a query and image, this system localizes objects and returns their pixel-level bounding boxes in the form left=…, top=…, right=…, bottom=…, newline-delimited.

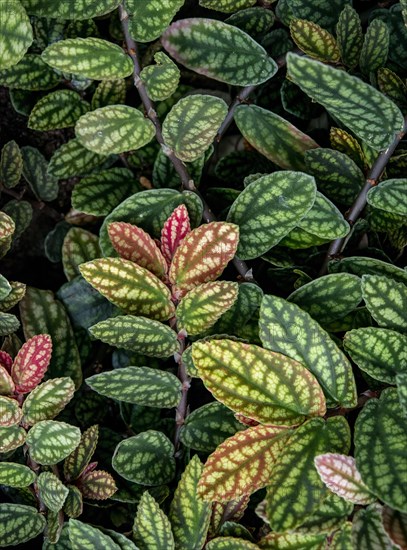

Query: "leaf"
left=288, top=273, right=361, bottom=325
left=355, top=388, right=407, bottom=513
left=378, top=68, right=407, bottom=113
left=48, top=138, right=108, bottom=180
left=28, top=90, right=89, bottom=132
left=177, top=282, right=238, bottom=336
left=112, top=430, right=176, bottom=485
left=315, top=453, right=375, bottom=505
left=80, top=470, right=117, bottom=500
left=330, top=522, right=353, bottom=550
left=64, top=486, right=83, bottom=518
left=0, top=504, right=46, bottom=546
left=161, top=204, right=191, bottom=264
left=2, top=200, right=33, bottom=238
left=344, top=327, right=407, bottom=384
left=227, top=172, right=316, bottom=260
left=362, top=274, right=407, bottom=332
left=162, top=18, right=277, bottom=86
left=192, top=339, right=326, bottom=425
left=11, top=334, right=52, bottom=393
left=21, top=146, right=58, bottom=201
left=62, top=228, right=100, bottom=281
left=42, top=38, right=133, bottom=80
left=290, top=19, right=340, bottom=62
left=37, top=472, right=69, bottom=513
left=359, top=19, right=389, bottom=75
left=86, top=366, right=182, bottom=408
left=64, top=424, right=98, bottom=481
left=266, top=417, right=350, bottom=531
left=0, top=0, right=33, bottom=71
left=287, top=52, right=404, bottom=150
left=169, top=455, right=211, bottom=549
left=19, top=287, right=82, bottom=388
left=329, top=256, right=407, bottom=284
left=0, top=463, right=36, bottom=488
left=258, top=532, right=326, bottom=549
left=367, top=179, right=407, bottom=217
left=169, top=222, right=239, bottom=294
left=68, top=519, right=121, bottom=550
left=21, top=0, right=120, bottom=19
left=382, top=506, right=407, bottom=550
left=75, top=105, right=155, bottom=155
left=0, top=140, right=23, bottom=189
left=0, top=53, right=59, bottom=90
left=234, top=105, right=318, bottom=171
left=200, top=0, right=256, bottom=13
left=72, top=168, right=139, bottom=216
left=336, top=5, right=363, bottom=69
left=260, top=295, right=357, bottom=408
left=180, top=401, right=244, bottom=453
left=133, top=491, right=175, bottom=550
left=91, top=78, right=126, bottom=110
left=226, top=7, right=275, bottom=38
left=290, top=0, right=350, bottom=32
left=162, top=95, right=227, bottom=162
left=26, top=420, right=81, bottom=465
left=352, top=503, right=395, bottom=550
left=141, top=52, right=180, bottom=102
left=0, top=425, right=26, bottom=453
left=0, top=366, right=15, bottom=394
left=206, top=537, right=259, bottom=549
left=126, top=0, right=184, bottom=43
left=108, top=222, right=167, bottom=279
left=198, top=425, right=290, bottom=502
left=0, top=275, right=11, bottom=301
left=0, top=396, right=22, bottom=427
left=22, top=377, right=75, bottom=425
left=0, top=281, right=26, bottom=313
left=0, top=312, right=20, bottom=336
left=80, top=257, right=175, bottom=321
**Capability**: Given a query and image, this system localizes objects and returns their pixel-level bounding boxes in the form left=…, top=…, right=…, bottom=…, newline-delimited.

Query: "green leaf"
left=362, top=274, right=407, bottom=332
left=162, top=18, right=277, bottom=86
left=177, top=282, right=238, bottom=336
left=0, top=140, right=23, bottom=189
left=234, top=105, right=318, bottom=170
left=133, top=491, right=175, bottom=550
left=0, top=463, right=36, bottom=488
left=80, top=258, right=175, bottom=321
left=206, top=537, right=260, bottom=549
left=290, top=19, right=340, bottom=62
left=397, top=373, right=407, bottom=415
left=0, top=312, right=20, bottom=336
left=169, top=455, right=211, bottom=549
left=162, top=95, right=227, bottom=162
left=226, top=8, right=275, bottom=38
left=359, top=19, right=389, bottom=75
left=86, top=366, right=182, bottom=408
left=180, top=401, right=244, bottom=453
left=64, top=424, right=98, bottom=481
left=382, top=506, right=407, bottom=550
left=329, top=256, right=407, bottom=285
left=26, top=420, right=81, bottom=465
left=21, top=0, right=120, bottom=19
left=21, top=146, right=58, bottom=201
left=290, top=0, right=350, bottom=32
left=22, top=377, right=75, bottom=425
left=352, top=503, right=395, bottom=549
left=199, top=425, right=291, bottom=502
left=1, top=200, right=32, bottom=238
left=200, top=0, right=256, bottom=13
left=344, top=327, right=407, bottom=384
left=64, top=486, right=83, bottom=518
left=266, top=417, right=350, bottom=531
left=91, top=79, right=127, bottom=110
left=259, top=295, right=357, bottom=408
left=355, top=388, right=407, bottom=512
left=258, top=532, right=326, bottom=549
left=28, top=90, right=89, bottom=131
left=0, top=53, right=60, bottom=90
left=367, top=179, right=407, bottom=216
left=0, top=425, right=26, bottom=453
left=112, top=430, right=176, bottom=485
left=287, top=52, right=404, bottom=150
left=76, top=105, right=155, bottom=155
left=48, top=138, right=109, bottom=180
left=89, top=315, right=179, bottom=358
left=227, top=172, right=316, bottom=260
left=0, top=275, right=11, bottom=301
left=37, top=472, right=69, bottom=513
left=288, top=273, right=361, bottom=324
left=62, top=228, right=100, bottom=281
left=42, top=38, right=133, bottom=80
left=19, top=287, right=83, bottom=388
left=68, top=519, right=121, bottom=550
left=72, top=168, right=139, bottom=216
left=141, top=52, right=180, bottom=102
left=336, top=5, right=363, bottom=69
left=0, top=504, right=46, bottom=547
left=126, top=0, right=185, bottom=43
left=0, top=396, right=22, bottom=427
left=330, top=522, right=353, bottom=550
left=192, top=339, right=326, bottom=425
left=378, top=68, right=407, bottom=113
left=0, top=0, right=33, bottom=71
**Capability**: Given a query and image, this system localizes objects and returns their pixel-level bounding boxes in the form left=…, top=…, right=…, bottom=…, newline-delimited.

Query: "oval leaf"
left=69, top=519, right=121, bottom=550
left=26, top=420, right=81, bottom=465
left=367, top=179, right=407, bottom=216
left=0, top=396, right=22, bottom=427
left=0, top=504, right=46, bottom=547
left=11, top=333, right=52, bottom=393
left=0, top=462, right=36, bottom=488
left=0, top=0, right=33, bottom=71
left=21, top=0, right=120, bottom=19
left=126, top=0, right=185, bottom=42
left=133, top=491, right=175, bottom=550
left=361, top=274, right=407, bottom=332
left=37, top=471, right=69, bottom=513
left=22, top=377, right=75, bottom=425
left=28, top=90, right=89, bottom=131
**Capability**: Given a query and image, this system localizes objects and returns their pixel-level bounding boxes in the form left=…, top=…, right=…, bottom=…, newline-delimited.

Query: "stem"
left=320, top=116, right=407, bottom=275
left=119, top=4, right=253, bottom=281
left=173, top=332, right=190, bottom=455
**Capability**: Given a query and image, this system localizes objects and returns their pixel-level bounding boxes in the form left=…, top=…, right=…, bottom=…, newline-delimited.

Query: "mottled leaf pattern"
left=64, top=425, right=99, bottom=481
left=382, top=506, right=407, bottom=550
left=48, top=138, right=108, bottom=180
left=0, top=395, right=22, bottom=427
left=0, top=425, right=26, bottom=453
left=133, top=491, right=175, bottom=550
left=161, top=204, right=191, bottom=264
left=0, top=54, right=60, bottom=91
left=11, top=334, right=52, bottom=393
left=62, top=227, right=100, bottom=281
left=37, top=472, right=69, bottom=512
left=21, top=146, right=58, bottom=201
left=28, top=90, right=89, bottom=131
left=336, top=5, right=363, bottom=68
left=0, top=463, right=36, bottom=488
left=200, top=0, right=256, bottom=13
left=68, top=519, right=121, bottom=550
left=80, top=470, right=117, bottom=500
left=367, top=179, right=407, bottom=216
left=0, top=0, right=33, bottom=71
left=362, top=274, right=407, bottom=332
left=126, top=0, right=185, bottom=42
left=258, top=532, right=326, bottom=549
left=0, top=504, right=46, bottom=547
left=26, top=420, right=81, bottom=465
left=352, top=503, right=395, bottom=549
left=141, top=52, right=180, bottom=101
left=22, top=377, right=75, bottom=425
left=290, top=19, right=340, bottom=62
left=359, top=19, right=389, bottom=75
left=0, top=140, right=23, bottom=189
left=21, top=0, right=120, bottom=19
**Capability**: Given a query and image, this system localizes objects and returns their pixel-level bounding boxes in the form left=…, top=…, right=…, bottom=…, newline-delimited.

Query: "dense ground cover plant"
left=0, top=0, right=406, bottom=547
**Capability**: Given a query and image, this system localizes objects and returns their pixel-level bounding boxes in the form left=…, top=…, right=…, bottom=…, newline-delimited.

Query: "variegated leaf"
left=0, top=365, right=15, bottom=394
left=64, top=424, right=98, bottom=481
left=22, top=377, right=75, bottom=425
left=362, top=274, right=407, bottom=332
left=37, top=472, right=69, bottom=512
left=62, top=227, right=100, bottom=281
left=0, top=0, right=33, bottom=71
left=10, top=334, right=52, bottom=393
left=160, top=204, right=191, bottom=264
left=21, top=0, right=120, bottom=19
left=200, top=0, right=256, bottom=13
left=0, top=395, right=22, bottom=427
left=0, top=281, right=26, bottom=312
left=0, top=424, right=26, bottom=452
left=382, top=506, right=407, bottom=550
left=0, top=462, right=36, bottom=488
left=140, top=52, right=180, bottom=101
left=206, top=537, right=259, bottom=549
left=352, top=503, right=395, bottom=549
left=133, top=491, right=175, bottom=550
left=28, top=90, right=89, bottom=131
left=367, top=179, right=407, bottom=217
left=336, top=5, right=363, bottom=69
left=290, top=19, right=340, bottom=62
left=26, top=420, right=81, bottom=465
left=64, top=486, right=83, bottom=518
left=192, top=339, right=326, bottom=425
left=69, top=519, right=121, bottom=549
left=0, top=140, right=23, bottom=189
left=258, top=532, right=326, bottom=549
left=0, top=504, right=46, bottom=547
left=79, top=470, right=117, bottom=500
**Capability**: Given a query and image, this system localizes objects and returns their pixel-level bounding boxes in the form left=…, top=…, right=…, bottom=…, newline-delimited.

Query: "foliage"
left=0, top=0, right=406, bottom=548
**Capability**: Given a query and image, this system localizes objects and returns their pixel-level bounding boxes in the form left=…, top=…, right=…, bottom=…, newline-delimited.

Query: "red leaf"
left=0, top=351, right=13, bottom=372
left=11, top=334, right=52, bottom=393
left=235, top=414, right=260, bottom=427
left=108, top=222, right=167, bottom=279
left=160, top=204, right=191, bottom=264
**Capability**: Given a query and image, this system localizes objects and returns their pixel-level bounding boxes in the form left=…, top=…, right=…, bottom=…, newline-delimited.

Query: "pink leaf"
left=108, top=222, right=168, bottom=279
left=11, top=334, right=52, bottom=393
left=160, top=204, right=191, bottom=264
left=0, top=351, right=13, bottom=372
